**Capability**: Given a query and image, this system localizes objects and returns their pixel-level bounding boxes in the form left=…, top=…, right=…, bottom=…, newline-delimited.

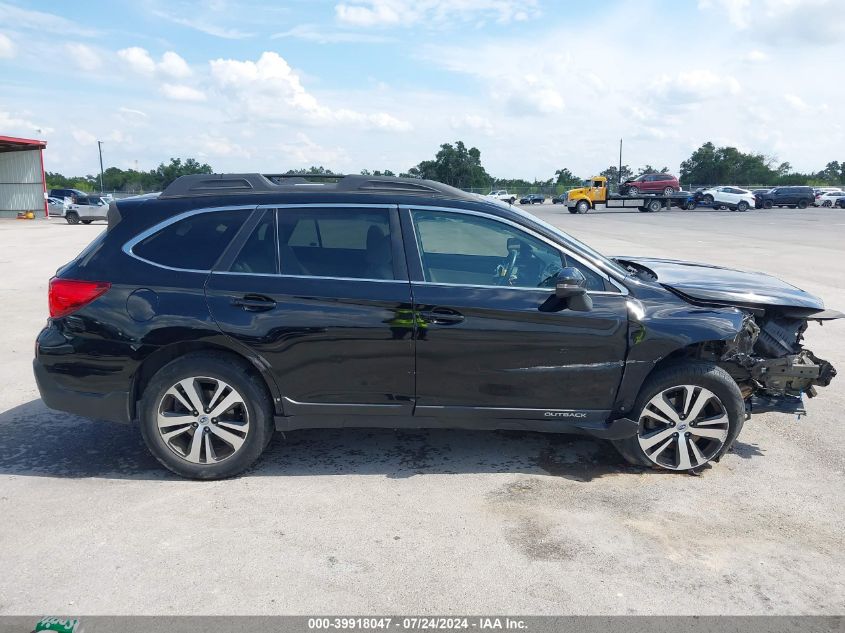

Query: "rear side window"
left=133, top=209, right=247, bottom=270
left=277, top=208, right=394, bottom=280
left=230, top=211, right=277, bottom=275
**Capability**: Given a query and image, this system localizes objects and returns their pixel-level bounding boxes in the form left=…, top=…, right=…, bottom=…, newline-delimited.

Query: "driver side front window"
left=410, top=210, right=607, bottom=291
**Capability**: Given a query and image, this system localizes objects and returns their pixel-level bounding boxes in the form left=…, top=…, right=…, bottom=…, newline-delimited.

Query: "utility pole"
left=618, top=138, right=623, bottom=192
left=97, top=141, right=105, bottom=193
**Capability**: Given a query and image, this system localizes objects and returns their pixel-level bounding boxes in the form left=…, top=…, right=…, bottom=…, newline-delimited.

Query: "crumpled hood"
left=616, top=256, right=825, bottom=310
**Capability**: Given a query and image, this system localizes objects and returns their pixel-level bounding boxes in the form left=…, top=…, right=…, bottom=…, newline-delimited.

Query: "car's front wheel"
left=612, top=362, right=744, bottom=472
left=702, top=194, right=714, bottom=204
left=139, top=352, right=275, bottom=479
left=764, top=200, right=773, bottom=209
left=627, top=186, right=639, bottom=196
left=66, top=211, right=79, bottom=225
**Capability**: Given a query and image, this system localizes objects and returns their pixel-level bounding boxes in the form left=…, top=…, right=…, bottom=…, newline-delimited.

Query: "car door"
left=401, top=206, right=629, bottom=424
left=205, top=205, right=415, bottom=420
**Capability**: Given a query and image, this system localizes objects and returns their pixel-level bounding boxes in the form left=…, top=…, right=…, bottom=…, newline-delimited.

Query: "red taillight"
left=48, top=278, right=111, bottom=318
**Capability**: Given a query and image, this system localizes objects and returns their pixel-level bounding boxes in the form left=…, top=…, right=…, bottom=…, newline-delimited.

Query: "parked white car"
left=700, top=186, right=756, bottom=212
left=815, top=190, right=844, bottom=207
left=486, top=190, right=517, bottom=204
left=65, top=196, right=109, bottom=224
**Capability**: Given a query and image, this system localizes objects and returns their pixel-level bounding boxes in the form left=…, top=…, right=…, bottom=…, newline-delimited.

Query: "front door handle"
left=232, top=294, right=276, bottom=312
left=419, top=308, right=464, bottom=325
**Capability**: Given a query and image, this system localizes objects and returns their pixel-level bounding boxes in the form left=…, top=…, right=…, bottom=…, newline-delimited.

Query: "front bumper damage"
left=720, top=312, right=838, bottom=416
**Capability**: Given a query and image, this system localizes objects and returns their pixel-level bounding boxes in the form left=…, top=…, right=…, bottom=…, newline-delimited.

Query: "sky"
left=0, top=0, right=843, bottom=180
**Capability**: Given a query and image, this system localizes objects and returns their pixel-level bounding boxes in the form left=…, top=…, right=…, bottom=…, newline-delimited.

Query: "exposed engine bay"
left=719, top=312, right=837, bottom=403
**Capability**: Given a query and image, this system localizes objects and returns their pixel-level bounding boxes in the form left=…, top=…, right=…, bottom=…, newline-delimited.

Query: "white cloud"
left=118, top=107, right=149, bottom=119
left=0, top=2, right=98, bottom=37
left=335, top=0, right=539, bottom=27
left=744, top=49, right=769, bottom=62
left=160, top=83, right=207, bottom=102
left=0, top=110, right=52, bottom=136
left=71, top=129, right=97, bottom=145
left=699, top=0, right=845, bottom=42
left=0, top=32, right=14, bottom=58
left=451, top=114, right=494, bottom=134
left=118, top=46, right=156, bottom=74
left=151, top=9, right=253, bottom=39
left=65, top=43, right=101, bottom=71
left=272, top=24, right=396, bottom=43
left=650, top=70, right=741, bottom=106
left=196, top=134, right=251, bottom=159
left=209, top=51, right=411, bottom=131
left=159, top=51, right=192, bottom=78
left=278, top=132, right=350, bottom=168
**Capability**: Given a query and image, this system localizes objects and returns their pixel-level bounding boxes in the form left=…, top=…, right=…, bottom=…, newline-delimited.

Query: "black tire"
left=797, top=199, right=808, bottom=209
left=702, top=194, right=714, bottom=204
left=509, top=197, right=516, bottom=205
left=66, top=211, right=79, bottom=225
left=576, top=200, right=590, bottom=214
left=81, top=220, right=92, bottom=224
left=737, top=201, right=749, bottom=212
left=822, top=200, right=832, bottom=207
left=139, top=352, right=275, bottom=479
left=612, top=361, right=745, bottom=472
left=628, top=186, right=639, bottom=196
left=764, top=200, right=773, bottom=209
left=647, top=199, right=662, bottom=212
left=685, top=201, right=697, bottom=210
left=663, top=186, right=675, bottom=195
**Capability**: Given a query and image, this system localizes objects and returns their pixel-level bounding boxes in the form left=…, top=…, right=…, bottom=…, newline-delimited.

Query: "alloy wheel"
left=637, top=385, right=729, bottom=471
left=156, top=376, right=250, bottom=464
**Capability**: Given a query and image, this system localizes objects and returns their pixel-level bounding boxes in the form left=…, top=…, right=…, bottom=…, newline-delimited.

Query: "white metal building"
left=0, top=136, right=47, bottom=218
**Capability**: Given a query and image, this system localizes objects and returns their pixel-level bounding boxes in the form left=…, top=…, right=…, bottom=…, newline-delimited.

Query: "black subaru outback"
left=34, top=173, right=841, bottom=479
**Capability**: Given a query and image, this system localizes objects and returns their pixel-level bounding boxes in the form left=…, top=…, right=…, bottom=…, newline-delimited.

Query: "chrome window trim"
left=258, top=203, right=397, bottom=210
left=213, top=271, right=407, bottom=284
left=403, top=205, right=628, bottom=296
left=122, top=205, right=257, bottom=273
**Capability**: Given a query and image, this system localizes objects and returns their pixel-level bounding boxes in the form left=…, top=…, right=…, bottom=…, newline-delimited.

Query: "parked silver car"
left=65, top=196, right=109, bottom=224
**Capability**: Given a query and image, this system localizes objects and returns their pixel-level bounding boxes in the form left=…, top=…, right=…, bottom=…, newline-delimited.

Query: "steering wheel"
left=495, top=250, right=519, bottom=286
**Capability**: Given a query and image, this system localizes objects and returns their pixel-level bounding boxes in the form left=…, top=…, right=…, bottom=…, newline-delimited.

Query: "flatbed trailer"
left=564, top=176, right=694, bottom=214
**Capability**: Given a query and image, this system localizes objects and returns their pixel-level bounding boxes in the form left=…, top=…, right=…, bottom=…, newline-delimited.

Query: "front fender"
left=613, top=284, right=746, bottom=415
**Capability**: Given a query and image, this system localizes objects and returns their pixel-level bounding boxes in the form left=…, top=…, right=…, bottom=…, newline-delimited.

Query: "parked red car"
left=620, top=173, right=680, bottom=195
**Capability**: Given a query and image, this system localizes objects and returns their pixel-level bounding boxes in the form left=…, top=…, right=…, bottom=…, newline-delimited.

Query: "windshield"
left=508, top=206, right=630, bottom=278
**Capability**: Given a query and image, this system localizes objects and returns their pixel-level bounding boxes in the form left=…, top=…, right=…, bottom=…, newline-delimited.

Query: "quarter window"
left=410, top=210, right=608, bottom=291
left=230, top=210, right=277, bottom=275
left=133, top=210, right=247, bottom=270
left=277, top=208, right=394, bottom=280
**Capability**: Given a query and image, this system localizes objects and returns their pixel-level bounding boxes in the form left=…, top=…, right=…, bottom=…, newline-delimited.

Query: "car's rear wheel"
left=576, top=200, right=590, bottom=214
left=663, top=186, right=675, bottom=195
left=764, top=200, right=773, bottom=209
left=737, top=201, right=749, bottom=212
left=139, top=352, right=274, bottom=479
left=66, top=211, right=79, bottom=225
left=797, top=199, right=808, bottom=209
left=612, top=362, right=744, bottom=472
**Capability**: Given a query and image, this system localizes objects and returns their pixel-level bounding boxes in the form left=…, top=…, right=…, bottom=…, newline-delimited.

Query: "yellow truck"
left=565, top=176, right=688, bottom=214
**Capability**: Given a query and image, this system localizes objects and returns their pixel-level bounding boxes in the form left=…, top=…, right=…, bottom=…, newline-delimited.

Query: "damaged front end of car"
left=715, top=309, right=840, bottom=416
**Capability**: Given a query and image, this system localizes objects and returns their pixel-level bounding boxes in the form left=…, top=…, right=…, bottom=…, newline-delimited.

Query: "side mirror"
left=555, top=267, right=587, bottom=298
left=554, top=267, right=593, bottom=311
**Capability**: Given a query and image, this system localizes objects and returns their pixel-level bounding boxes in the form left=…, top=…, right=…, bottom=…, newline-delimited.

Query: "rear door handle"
left=232, top=294, right=276, bottom=312
left=420, top=308, right=464, bottom=325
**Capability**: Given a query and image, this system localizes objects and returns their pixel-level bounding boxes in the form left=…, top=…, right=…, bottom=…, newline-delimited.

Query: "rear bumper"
left=33, top=356, right=131, bottom=424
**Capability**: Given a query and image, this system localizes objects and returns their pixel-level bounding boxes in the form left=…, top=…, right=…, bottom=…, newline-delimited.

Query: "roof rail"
left=159, top=172, right=475, bottom=200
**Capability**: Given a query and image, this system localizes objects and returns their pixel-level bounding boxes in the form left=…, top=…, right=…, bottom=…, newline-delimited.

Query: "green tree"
left=154, top=157, right=213, bottom=189
left=599, top=164, right=633, bottom=191
left=406, top=141, right=491, bottom=189
left=554, top=168, right=581, bottom=187
left=636, top=164, right=670, bottom=176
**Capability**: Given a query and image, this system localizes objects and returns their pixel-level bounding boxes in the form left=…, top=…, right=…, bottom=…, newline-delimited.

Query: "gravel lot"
left=1, top=207, right=843, bottom=615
